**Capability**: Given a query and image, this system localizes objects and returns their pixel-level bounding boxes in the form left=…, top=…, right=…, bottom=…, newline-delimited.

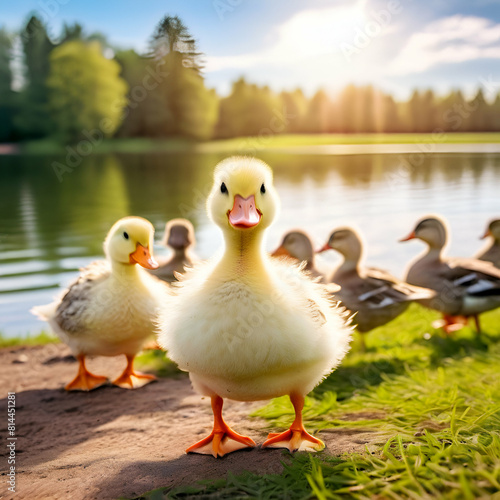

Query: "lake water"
left=1, top=150, right=499, bottom=337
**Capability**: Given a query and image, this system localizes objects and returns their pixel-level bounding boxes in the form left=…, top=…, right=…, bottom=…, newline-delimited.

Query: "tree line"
left=1, top=14, right=499, bottom=144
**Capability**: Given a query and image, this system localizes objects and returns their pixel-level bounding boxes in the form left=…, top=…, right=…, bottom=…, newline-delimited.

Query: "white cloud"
left=389, top=15, right=500, bottom=75
left=205, top=3, right=369, bottom=73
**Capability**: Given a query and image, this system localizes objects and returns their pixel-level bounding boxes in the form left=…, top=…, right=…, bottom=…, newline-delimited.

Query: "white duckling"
left=158, top=157, right=351, bottom=458
left=271, top=230, right=326, bottom=282
left=149, top=218, right=196, bottom=283
left=477, top=219, right=500, bottom=269
left=32, top=216, right=170, bottom=391
left=318, top=227, right=435, bottom=349
left=400, top=216, right=500, bottom=333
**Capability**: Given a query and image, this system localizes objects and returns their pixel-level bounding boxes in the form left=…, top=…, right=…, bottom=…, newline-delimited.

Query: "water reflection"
left=0, top=151, right=499, bottom=336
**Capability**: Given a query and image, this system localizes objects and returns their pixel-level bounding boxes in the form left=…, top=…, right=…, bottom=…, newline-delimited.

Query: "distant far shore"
left=1, top=132, right=500, bottom=156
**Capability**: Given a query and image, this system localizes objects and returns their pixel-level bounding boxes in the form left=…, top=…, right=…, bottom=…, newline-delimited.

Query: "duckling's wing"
left=55, top=260, right=111, bottom=334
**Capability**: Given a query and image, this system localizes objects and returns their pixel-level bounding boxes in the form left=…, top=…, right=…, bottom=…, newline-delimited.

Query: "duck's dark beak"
left=129, top=243, right=159, bottom=269
left=228, top=194, right=261, bottom=229
left=399, top=231, right=416, bottom=242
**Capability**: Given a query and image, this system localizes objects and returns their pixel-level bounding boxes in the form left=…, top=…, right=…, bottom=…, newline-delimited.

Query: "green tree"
left=115, top=49, right=170, bottom=138
left=303, top=89, right=330, bottom=133
left=280, top=89, right=307, bottom=133
left=146, top=15, right=217, bottom=139
left=379, top=94, right=401, bottom=133
left=47, top=40, right=128, bottom=142
left=438, top=90, right=467, bottom=132
left=490, top=93, right=500, bottom=132
left=467, top=88, right=490, bottom=132
left=60, top=22, right=84, bottom=43
left=358, top=86, right=376, bottom=133
left=420, top=89, right=437, bottom=132
left=337, top=84, right=358, bottom=133
left=15, top=15, right=55, bottom=138
left=406, top=90, right=423, bottom=132
left=216, top=78, right=279, bottom=138
left=149, top=15, right=203, bottom=73
left=0, top=28, right=18, bottom=141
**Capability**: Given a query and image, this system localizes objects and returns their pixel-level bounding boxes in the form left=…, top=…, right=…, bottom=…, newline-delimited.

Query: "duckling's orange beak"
left=399, top=231, right=416, bottom=242
left=271, top=244, right=291, bottom=257
left=481, top=229, right=492, bottom=240
left=228, top=194, right=261, bottom=229
left=129, top=243, right=159, bottom=269
left=316, top=243, right=330, bottom=253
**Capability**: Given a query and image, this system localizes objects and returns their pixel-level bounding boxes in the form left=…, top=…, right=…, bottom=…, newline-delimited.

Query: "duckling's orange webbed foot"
left=262, top=393, right=325, bottom=453
left=187, top=395, right=255, bottom=458
left=262, top=427, right=325, bottom=452
left=65, top=355, right=108, bottom=391
left=113, top=354, right=157, bottom=389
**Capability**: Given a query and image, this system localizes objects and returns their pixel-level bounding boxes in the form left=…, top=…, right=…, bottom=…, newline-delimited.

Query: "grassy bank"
left=0, top=331, right=59, bottom=348
left=136, top=305, right=500, bottom=499
left=12, top=132, right=500, bottom=156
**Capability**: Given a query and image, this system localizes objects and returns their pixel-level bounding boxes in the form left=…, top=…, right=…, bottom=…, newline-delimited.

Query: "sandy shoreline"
left=0, top=343, right=377, bottom=500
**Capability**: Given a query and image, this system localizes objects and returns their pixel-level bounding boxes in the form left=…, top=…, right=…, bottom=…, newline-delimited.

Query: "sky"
left=2, top=0, right=500, bottom=100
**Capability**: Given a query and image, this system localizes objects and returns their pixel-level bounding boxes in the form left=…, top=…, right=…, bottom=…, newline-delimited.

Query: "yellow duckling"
left=158, top=157, right=351, bottom=458
left=149, top=218, right=196, bottom=283
left=32, top=216, right=170, bottom=391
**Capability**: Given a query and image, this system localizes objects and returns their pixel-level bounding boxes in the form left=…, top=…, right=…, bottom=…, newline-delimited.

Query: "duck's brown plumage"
left=402, top=216, right=500, bottom=324
left=271, top=230, right=326, bottom=283
left=149, top=219, right=196, bottom=283
left=322, top=227, right=435, bottom=332
left=477, top=219, right=500, bottom=269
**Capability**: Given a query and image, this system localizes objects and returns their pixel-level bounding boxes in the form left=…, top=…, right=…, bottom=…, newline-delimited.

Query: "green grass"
left=135, top=305, right=500, bottom=499
left=134, top=348, right=184, bottom=378
left=15, top=132, right=500, bottom=156
left=0, top=331, right=60, bottom=348
left=198, top=132, right=500, bottom=154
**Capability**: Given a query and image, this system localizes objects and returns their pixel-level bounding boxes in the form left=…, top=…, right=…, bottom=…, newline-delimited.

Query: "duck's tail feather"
left=30, top=302, right=58, bottom=321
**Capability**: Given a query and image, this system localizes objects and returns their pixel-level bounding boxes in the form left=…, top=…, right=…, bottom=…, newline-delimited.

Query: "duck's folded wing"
left=444, top=258, right=500, bottom=297
left=359, top=269, right=435, bottom=308
left=55, top=260, right=111, bottom=333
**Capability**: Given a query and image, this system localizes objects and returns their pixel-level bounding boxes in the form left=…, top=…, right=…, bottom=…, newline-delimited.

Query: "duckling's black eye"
left=123, top=231, right=129, bottom=240
left=220, top=182, right=228, bottom=194
left=260, top=183, right=266, bottom=194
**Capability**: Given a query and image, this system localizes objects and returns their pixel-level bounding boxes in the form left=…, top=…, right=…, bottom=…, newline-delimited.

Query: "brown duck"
left=149, top=218, right=196, bottom=283
left=400, top=216, right=500, bottom=333
left=319, top=227, right=434, bottom=348
left=476, top=219, right=500, bottom=269
left=272, top=230, right=326, bottom=282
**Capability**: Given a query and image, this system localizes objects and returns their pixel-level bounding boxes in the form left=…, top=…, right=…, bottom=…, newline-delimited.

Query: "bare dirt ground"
left=0, top=344, right=378, bottom=500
